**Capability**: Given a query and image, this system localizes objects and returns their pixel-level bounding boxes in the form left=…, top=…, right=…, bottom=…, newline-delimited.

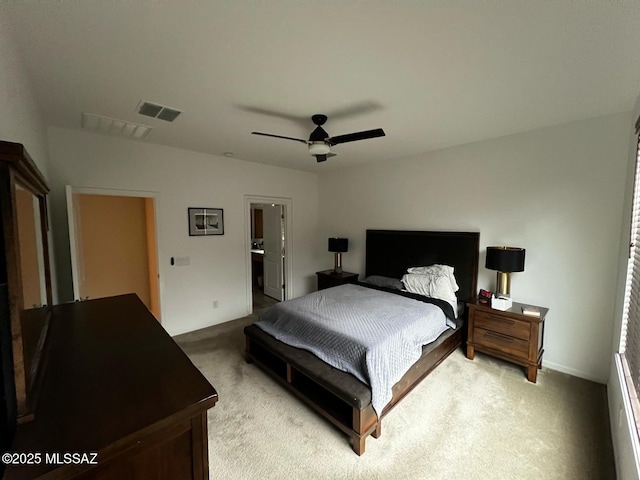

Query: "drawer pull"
left=487, top=316, right=515, bottom=325
left=483, top=331, right=513, bottom=345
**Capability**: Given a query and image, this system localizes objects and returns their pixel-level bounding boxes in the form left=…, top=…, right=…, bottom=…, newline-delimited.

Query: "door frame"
left=244, top=195, right=293, bottom=314
left=66, top=185, right=163, bottom=320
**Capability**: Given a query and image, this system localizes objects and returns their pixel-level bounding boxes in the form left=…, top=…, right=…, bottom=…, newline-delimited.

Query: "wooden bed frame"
left=244, top=230, right=479, bottom=455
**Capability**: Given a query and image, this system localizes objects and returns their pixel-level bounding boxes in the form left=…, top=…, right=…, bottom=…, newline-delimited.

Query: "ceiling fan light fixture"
left=308, top=142, right=330, bottom=156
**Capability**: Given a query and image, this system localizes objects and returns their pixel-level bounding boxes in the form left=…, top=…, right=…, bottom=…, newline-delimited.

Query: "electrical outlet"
left=212, top=300, right=219, bottom=309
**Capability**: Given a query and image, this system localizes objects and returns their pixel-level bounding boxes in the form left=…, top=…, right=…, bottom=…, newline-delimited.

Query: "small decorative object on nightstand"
left=316, top=270, right=359, bottom=290
left=466, top=298, right=548, bottom=383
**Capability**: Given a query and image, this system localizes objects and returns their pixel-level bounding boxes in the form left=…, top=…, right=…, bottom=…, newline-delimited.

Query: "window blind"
left=620, top=125, right=640, bottom=431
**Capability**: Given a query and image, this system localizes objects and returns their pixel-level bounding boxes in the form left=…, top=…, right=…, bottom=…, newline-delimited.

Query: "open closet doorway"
left=245, top=195, right=293, bottom=315
left=66, top=186, right=161, bottom=320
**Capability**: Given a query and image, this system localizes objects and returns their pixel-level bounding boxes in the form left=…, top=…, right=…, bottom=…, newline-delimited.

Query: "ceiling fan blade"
left=314, top=152, right=337, bottom=163
left=326, top=101, right=382, bottom=120
left=238, top=105, right=308, bottom=125
left=251, top=132, right=308, bottom=144
left=328, top=128, right=385, bottom=146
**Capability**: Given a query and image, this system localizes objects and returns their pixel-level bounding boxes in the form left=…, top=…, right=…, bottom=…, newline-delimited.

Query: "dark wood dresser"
left=4, top=294, right=218, bottom=480
left=466, top=298, right=548, bottom=383
left=316, top=270, right=359, bottom=290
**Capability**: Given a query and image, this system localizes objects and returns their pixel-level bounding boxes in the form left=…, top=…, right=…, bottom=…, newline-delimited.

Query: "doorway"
left=245, top=195, right=293, bottom=314
left=66, top=186, right=161, bottom=320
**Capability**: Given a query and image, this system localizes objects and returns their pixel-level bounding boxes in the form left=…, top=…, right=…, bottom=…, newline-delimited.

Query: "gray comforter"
left=256, top=283, right=450, bottom=416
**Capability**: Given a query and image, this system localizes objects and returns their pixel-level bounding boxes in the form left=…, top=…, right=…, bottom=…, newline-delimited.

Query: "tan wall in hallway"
left=15, top=188, right=41, bottom=308
left=145, top=197, right=159, bottom=319
left=78, top=194, right=151, bottom=308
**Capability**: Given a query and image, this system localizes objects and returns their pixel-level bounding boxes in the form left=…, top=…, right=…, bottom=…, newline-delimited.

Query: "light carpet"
left=175, top=315, right=615, bottom=480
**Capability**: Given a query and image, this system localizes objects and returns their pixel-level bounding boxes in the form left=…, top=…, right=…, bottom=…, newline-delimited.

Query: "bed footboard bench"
left=244, top=323, right=461, bottom=455
left=244, top=324, right=378, bottom=455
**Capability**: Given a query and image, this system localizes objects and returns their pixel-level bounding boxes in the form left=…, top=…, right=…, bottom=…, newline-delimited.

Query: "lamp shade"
left=328, top=237, right=348, bottom=253
left=485, top=246, right=525, bottom=272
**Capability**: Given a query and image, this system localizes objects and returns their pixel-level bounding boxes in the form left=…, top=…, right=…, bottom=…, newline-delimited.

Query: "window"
left=619, top=116, right=640, bottom=432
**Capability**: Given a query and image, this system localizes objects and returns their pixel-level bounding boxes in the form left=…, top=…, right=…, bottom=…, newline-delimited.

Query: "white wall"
left=0, top=16, right=50, bottom=177
left=0, top=14, right=57, bottom=302
left=319, top=112, right=631, bottom=383
left=47, top=127, right=322, bottom=336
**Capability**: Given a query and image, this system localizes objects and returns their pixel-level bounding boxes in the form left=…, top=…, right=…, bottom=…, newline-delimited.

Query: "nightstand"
left=316, top=270, right=359, bottom=290
left=466, top=299, right=548, bottom=383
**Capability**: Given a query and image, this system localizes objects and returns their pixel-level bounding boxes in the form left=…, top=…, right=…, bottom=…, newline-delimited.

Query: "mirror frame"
left=0, top=141, right=52, bottom=422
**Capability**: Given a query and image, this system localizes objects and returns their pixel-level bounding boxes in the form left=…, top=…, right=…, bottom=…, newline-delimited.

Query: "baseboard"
left=543, top=359, right=607, bottom=384
left=168, top=317, right=230, bottom=337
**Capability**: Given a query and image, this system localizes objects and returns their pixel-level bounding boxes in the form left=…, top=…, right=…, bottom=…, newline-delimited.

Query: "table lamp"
left=485, top=246, right=525, bottom=297
left=328, top=238, right=348, bottom=274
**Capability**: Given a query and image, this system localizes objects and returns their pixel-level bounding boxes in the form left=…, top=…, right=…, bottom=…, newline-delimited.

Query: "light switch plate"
left=175, top=256, right=190, bottom=266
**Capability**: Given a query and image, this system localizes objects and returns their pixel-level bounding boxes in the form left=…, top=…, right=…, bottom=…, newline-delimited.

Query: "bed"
left=244, top=230, right=479, bottom=455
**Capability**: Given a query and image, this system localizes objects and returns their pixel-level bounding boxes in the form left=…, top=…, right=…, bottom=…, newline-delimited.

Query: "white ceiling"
left=4, top=1, right=640, bottom=172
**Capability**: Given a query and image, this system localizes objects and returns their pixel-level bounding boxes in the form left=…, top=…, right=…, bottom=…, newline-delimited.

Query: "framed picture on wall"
left=188, top=207, right=224, bottom=236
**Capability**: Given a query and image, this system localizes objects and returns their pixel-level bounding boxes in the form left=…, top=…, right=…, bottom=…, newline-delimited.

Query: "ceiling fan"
left=251, top=114, right=385, bottom=163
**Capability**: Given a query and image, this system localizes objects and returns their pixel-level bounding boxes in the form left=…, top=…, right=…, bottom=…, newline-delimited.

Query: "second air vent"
left=137, top=100, right=182, bottom=122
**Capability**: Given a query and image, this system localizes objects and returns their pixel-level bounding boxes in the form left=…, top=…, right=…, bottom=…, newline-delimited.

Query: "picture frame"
left=188, top=207, right=224, bottom=236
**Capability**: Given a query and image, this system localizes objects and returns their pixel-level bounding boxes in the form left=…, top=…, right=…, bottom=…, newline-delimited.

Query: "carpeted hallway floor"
left=175, top=302, right=616, bottom=480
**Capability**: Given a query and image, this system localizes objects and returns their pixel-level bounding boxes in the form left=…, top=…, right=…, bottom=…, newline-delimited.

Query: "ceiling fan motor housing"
left=309, top=126, right=329, bottom=143
left=309, top=114, right=330, bottom=143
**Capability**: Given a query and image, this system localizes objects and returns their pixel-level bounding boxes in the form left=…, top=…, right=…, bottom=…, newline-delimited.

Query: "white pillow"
left=406, top=264, right=459, bottom=292
left=401, top=265, right=459, bottom=316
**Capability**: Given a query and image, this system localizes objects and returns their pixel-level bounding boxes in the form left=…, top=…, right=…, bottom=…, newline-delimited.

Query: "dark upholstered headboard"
left=365, top=230, right=480, bottom=302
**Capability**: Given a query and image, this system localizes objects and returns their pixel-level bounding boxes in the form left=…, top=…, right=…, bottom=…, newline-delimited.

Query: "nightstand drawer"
left=474, top=311, right=530, bottom=341
left=475, top=327, right=529, bottom=356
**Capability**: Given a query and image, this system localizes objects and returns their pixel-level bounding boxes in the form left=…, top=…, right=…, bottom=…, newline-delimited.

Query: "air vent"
left=81, top=113, right=151, bottom=139
left=136, top=100, right=182, bottom=122
left=138, top=102, right=162, bottom=118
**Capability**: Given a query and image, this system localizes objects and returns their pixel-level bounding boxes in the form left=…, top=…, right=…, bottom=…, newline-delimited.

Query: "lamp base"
left=495, top=271, right=511, bottom=297
left=333, top=252, right=343, bottom=274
